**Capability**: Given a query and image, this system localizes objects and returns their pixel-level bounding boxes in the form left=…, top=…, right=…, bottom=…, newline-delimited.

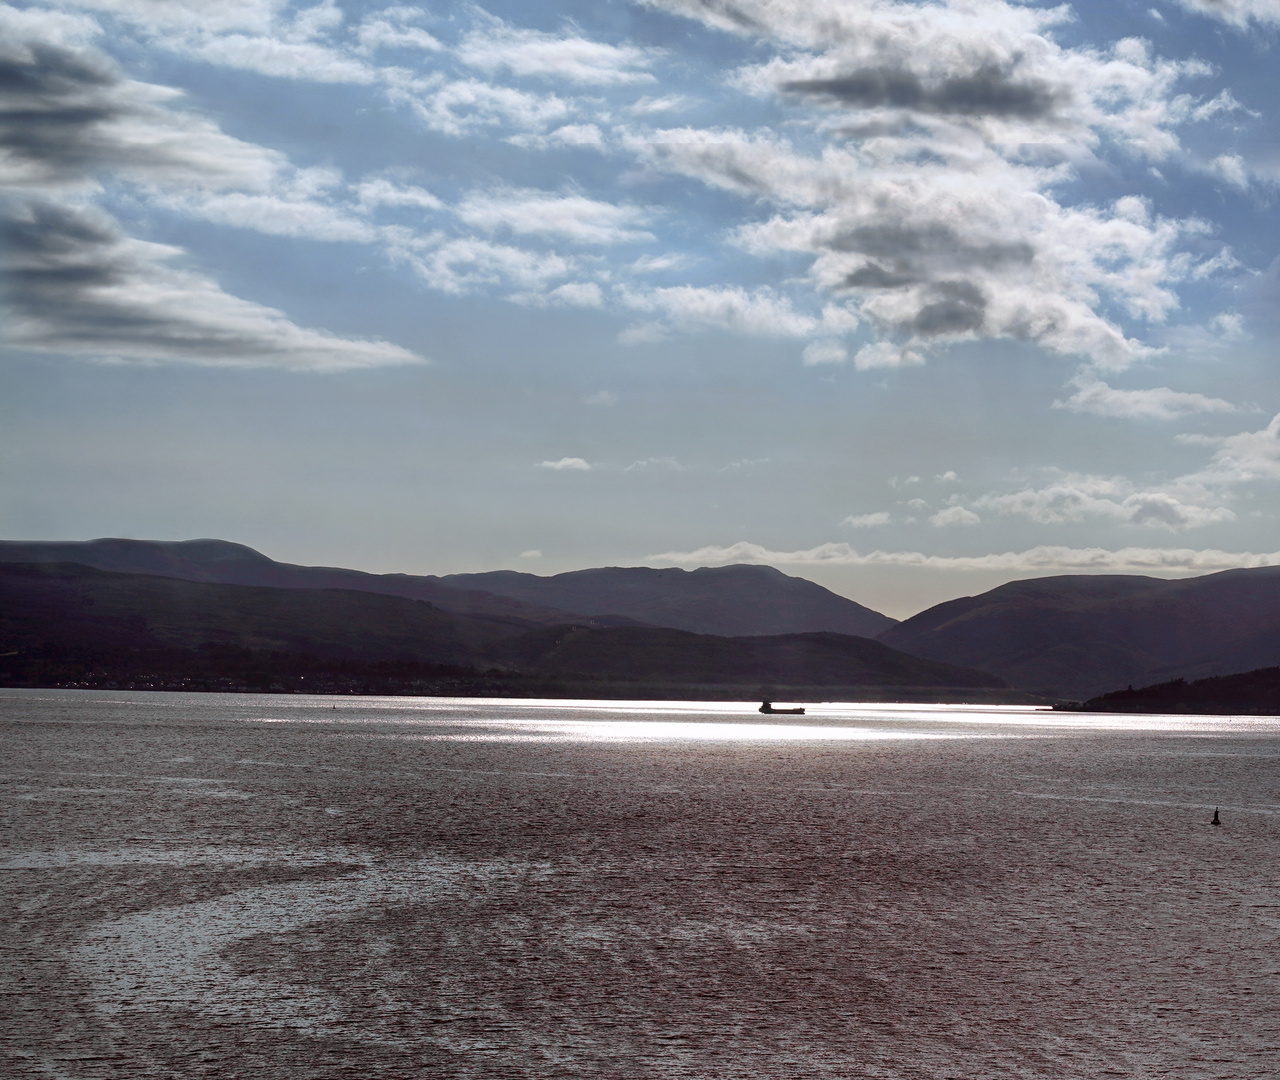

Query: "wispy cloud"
left=1168, top=0, right=1280, bottom=29
left=1054, top=374, right=1237, bottom=421
left=457, top=14, right=658, bottom=85
left=455, top=189, right=654, bottom=245
left=538, top=457, right=592, bottom=470
left=841, top=512, right=891, bottom=528
left=972, top=474, right=1234, bottom=530
left=930, top=506, right=980, bottom=527
left=648, top=540, right=1280, bottom=573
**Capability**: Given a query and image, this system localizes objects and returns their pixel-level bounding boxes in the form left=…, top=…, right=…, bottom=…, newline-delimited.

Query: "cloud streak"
left=649, top=540, right=1280, bottom=573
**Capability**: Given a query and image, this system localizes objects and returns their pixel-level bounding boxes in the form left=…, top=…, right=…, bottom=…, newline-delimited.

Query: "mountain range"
left=0, top=556, right=995, bottom=699
left=0, top=538, right=892, bottom=638
left=5, top=538, right=1280, bottom=701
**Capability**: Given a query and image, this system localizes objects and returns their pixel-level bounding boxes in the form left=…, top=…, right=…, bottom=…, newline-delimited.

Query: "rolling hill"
left=0, top=539, right=896, bottom=639
left=0, top=561, right=995, bottom=698
left=441, top=564, right=897, bottom=638
left=878, top=568, right=1280, bottom=698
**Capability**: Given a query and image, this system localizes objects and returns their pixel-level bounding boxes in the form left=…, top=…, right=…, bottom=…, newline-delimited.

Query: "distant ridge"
left=0, top=539, right=897, bottom=639
left=441, top=564, right=897, bottom=639
left=0, top=561, right=993, bottom=698
left=879, top=568, right=1280, bottom=698
left=0, top=538, right=627, bottom=632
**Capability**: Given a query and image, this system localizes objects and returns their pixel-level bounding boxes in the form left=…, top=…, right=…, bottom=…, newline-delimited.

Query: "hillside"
left=0, top=540, right=896, bottom=639
left=0, top=562, right=999, bottom=699
left=442, top=564, right=897, bottom=638
left=0, top=561, right=499, bottom=663
left=0, top=539, right=628, bottom=631
left=1069, top=667, right=1280, bottom=715
left=879, top=568, right=1280, bottom=697
left=489, top=625, right=999, bottom=689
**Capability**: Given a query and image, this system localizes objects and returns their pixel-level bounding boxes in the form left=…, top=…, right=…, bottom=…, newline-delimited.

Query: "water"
left=3, top=689, right=1278, bottom=1078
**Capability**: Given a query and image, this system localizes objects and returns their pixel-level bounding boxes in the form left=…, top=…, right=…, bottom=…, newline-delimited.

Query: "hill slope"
left=0, top=538, right=624, bottom=632
left=0, top=562, right=498, bottom=663
left=442, top=564, right=897, bottom=638
left=879, top=568, right=1280, bottom=697
left=0, top=562, right=995, bottom=697
left=1070, top=667, right=1280, bottom=715
left=491, top=625, right=999, bottom=688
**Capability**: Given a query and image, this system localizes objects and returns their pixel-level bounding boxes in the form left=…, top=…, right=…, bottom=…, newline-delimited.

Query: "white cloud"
left=1168, top=0, right=1280, bottom=28
left=853, top=341, right=925, bottom=370
left=389, top=75, right=572, bottom=137
left=538, top=457, right=592, bottom=470
left=617, top=284, right=818, bottom=337
left=647, top=540, right=1280, bottom=573
left=355, top=177, right=444, bottom=212
left=626, top=456, right=684, bottom=471
left=930, top=506, right=980, bottom=527
left=973, top=474, right=1234, bottom=530
left=457, top=15, right=657, bottom=85
left=1053, top=375, right=1237, bottom=421
left=629, top=253, right=693, bottom=273
left=1186, top=412, right=1280, bottom=485
left=392, top=235, right=573, bottom=295
left=627, top=0, right=1218, bottom=369
left=455, top=189, right=654, bottom=245
left=356, top=8, right=444, bottom=54
left=518, top=549, right=542, bottom=559
left=802, top=340, right=848, bottom=366
left=936, top=471, right=959, bottom=482
left=842, top=512, right=891, bottom=528
left=585, top=390, right=617, bottom=406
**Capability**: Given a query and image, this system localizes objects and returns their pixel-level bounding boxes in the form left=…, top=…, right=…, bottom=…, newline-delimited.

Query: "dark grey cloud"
left=0, top=43, right=139, bottom=182
left=0, top=199, right=420, bottom=369
left=908, top=280, right=987, bottom=337
left=828, top=224, right=1035, bottom=268
left=781, top=65, right=1063, bottom=119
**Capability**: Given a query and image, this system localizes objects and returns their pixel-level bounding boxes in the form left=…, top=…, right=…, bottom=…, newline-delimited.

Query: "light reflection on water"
left=235, top=695, right=1280, bottom=740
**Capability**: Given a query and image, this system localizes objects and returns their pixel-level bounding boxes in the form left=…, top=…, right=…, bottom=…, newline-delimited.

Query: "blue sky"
left=3, top=0, right=1280, bottom=617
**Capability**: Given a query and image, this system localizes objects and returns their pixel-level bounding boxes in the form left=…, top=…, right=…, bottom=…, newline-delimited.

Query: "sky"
left=4, top=0, right=1280, bottom=619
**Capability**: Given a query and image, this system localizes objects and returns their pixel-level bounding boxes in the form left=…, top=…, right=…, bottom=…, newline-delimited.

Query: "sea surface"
left=3, top=689, right=1278, bottom=1079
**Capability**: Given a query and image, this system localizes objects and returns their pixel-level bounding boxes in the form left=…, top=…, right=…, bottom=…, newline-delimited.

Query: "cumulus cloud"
left=841, top=512, right=891, bottom=528
left=626, top=456, right=684, bottom=471
left=538, top=457, right=592, bottom=470
left=973, top=474, right=1234, bottom=530
left=629, top=0, right=1223, bottom=368
left=455, top=189, right=654, bottom=245
left=518, top=549, right=542, bottom=558
left=647, top=540, right=1280, bottom=573
left=1053, top=374, right=1238, bottom=421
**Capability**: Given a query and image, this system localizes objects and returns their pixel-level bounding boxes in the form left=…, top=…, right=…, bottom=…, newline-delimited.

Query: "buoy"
left=1212, top=807, right=1221, bottom=826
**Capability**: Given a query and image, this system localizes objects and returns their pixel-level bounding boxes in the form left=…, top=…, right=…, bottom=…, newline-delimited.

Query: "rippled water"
left=4, top=689, right=1278, bottom=1078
